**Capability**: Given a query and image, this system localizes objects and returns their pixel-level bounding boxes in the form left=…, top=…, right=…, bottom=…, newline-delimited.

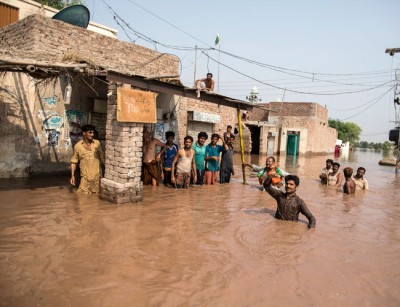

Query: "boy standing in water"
left=192, top=132, right=208, bottom=185
left=161, top=131, right=178, bottom=187
left=353, top=167, right=369, bottom=190
left=343, top=167, right=356, bottom=194
left=220, top=135, right=235, bottom=184
left=171, top=136, right=197, bottom=189
left=204, top=134, right=228, bottom=185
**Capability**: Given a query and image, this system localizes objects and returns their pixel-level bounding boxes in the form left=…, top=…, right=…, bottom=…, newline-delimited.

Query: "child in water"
left=343, top=167, right=356, bottom=194
left=244, top=156, right=288, bottom=191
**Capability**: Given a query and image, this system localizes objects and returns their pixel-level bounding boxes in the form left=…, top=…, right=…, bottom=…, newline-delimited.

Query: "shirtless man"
left=196, top=73, right=215, bottom=91
left=353, top=167, right=369, bottom=190
left=343, top=167, right=356, bottom=194
left=142, top=127, right=167, bottom=186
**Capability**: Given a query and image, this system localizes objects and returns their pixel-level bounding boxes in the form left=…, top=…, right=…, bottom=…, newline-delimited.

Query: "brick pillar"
left=100, top=82, right=144, bottom=204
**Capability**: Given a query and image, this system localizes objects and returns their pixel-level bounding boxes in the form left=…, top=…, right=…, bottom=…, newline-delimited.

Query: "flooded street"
left=1, top=150, right=400, bottom=307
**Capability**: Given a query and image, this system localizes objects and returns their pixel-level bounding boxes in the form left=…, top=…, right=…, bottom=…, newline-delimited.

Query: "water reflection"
left=0, top=149, right=399, bottom=306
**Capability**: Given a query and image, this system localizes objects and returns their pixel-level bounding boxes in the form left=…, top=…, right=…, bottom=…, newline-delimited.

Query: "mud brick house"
left=245, top=102, right=337, bottom=156
left=0, top=14, right=252, bottom=203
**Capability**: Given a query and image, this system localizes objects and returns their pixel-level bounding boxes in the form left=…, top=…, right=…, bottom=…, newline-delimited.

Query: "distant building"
left=242, top=102, right=337, bottom=155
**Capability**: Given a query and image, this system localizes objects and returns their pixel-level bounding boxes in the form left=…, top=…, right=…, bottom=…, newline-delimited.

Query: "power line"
left=338, top=88, right=392, bottom=121
left=202, top=51, right=394, bottom=96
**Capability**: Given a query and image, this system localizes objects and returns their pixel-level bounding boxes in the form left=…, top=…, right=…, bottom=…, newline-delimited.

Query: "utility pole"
left=193, top=45, right=197, bottom=85
left=385, top=48, right=400, bottom=171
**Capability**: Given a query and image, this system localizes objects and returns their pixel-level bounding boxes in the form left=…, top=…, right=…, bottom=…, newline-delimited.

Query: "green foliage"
left=354, top=141, right=394, bottom=151
left=33, top=0, right=84, bottom=10
left=328, top=119, right=362, bottom=144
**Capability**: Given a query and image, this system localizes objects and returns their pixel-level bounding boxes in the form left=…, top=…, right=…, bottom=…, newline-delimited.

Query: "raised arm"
left=262, top=175, right=281, bottom=200
left=154, top=139, right=167, bottom=161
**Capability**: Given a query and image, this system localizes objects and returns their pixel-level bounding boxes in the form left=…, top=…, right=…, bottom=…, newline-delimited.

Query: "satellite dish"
left=52, top=5, right=90, bottom=29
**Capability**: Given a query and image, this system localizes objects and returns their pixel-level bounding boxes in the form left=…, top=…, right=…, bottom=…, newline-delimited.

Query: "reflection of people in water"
left=263, top=174, right=316, bottom=229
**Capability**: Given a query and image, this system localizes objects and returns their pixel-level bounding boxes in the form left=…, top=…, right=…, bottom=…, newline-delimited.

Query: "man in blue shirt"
left=161, top=131, right=178, bottom=187
left=204, top=133, right=229, bottom=185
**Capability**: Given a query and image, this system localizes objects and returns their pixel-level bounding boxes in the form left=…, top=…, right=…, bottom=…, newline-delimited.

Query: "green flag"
left=215, top=34, right=220, bottom=46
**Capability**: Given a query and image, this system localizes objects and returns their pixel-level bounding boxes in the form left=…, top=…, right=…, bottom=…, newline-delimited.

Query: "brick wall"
left=100, top=82, right=143, bottom=204
left=0, top=14, right=179, bottom=77
left=175, top=97, right=238, bottom=143
left=268, top=102, right=328, bottom=119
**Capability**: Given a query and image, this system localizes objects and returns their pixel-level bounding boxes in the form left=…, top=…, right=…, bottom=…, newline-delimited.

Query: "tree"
left=328, top=119, right=362, bottom=144
left=33, top=0, right=84, bottom=10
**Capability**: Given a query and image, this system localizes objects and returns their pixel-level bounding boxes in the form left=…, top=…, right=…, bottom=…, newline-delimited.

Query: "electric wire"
left=203, top=51, right=394, bottom=96
left=339, top=88, right=392, bottom=121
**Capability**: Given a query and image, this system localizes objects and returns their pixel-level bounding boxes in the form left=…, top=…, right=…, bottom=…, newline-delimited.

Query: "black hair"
left=81, top=124, right=96, bottom=132
left=357, top=167, right=366, bottom=173
left=165, top=131, right=175, bottom=138
left=326, top=159, right=334, bottom=164
left=207, top=73, right=213, bottom=77
left=267, top=156, right=276, bottom=163
left=211, top=133, right=219, bottom=139
left=333, top=162, right=341, bottom=168
left=198, top=132, right=208, bottom=140
left=227, top=125, right=232, bottom=129
left=285, top=175, right=300, bottom=186
left=184, top=135, right=193, bottom=143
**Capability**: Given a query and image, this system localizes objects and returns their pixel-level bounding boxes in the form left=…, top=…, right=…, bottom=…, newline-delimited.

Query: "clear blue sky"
left=84, top=0, right=400, bottom=142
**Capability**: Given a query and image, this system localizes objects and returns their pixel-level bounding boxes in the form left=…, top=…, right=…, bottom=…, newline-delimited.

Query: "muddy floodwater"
left=1, top=149, right=400, bottom=306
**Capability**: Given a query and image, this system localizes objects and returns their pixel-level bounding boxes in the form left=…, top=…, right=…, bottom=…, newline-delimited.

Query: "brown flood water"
left=0, top=149, right=400, bottom=307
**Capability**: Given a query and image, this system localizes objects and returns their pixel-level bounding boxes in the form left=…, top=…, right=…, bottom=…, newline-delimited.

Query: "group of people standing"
left=319, top=159, right=368, bottom=194
left=142, top=125, right=236, bottom=189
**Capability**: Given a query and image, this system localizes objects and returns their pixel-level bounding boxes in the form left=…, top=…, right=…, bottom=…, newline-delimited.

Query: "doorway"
left=248, top=125, right=261, bottom=154
left=286, top=132, right=299, bottom=156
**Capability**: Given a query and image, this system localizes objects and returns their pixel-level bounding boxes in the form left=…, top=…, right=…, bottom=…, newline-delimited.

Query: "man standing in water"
left=192, top=132, right=208, bottom=185
left=70, top=124, right=104, bottom=193
left=142, top=127, right=167, bottom=186
left=353, top=167, right=369, bottom=190
left=263, top=174, right=316, bottom=229
left=319, top=159, right=333, bottom=184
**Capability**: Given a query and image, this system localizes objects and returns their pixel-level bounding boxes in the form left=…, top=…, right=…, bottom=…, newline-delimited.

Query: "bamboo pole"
left=237, top=105, right=246, bottom=184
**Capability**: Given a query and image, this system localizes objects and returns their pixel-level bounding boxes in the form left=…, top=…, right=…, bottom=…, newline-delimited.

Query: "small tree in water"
left=33, top=0, right=84, bottom=10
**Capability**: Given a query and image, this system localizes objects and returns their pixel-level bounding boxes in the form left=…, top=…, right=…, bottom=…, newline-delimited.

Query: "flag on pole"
left=215, top=34, right=220, bottom=46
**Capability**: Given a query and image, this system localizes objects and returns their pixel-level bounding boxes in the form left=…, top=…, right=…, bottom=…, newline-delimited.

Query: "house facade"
left=244, top=102, right=337, bottom=156
left=0, top=14, right=251, bottom=203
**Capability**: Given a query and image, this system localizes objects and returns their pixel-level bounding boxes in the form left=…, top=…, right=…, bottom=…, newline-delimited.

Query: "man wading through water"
left=263, top=174, right=316, bottom=229
left=70, top=124, right=105, bottom=193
